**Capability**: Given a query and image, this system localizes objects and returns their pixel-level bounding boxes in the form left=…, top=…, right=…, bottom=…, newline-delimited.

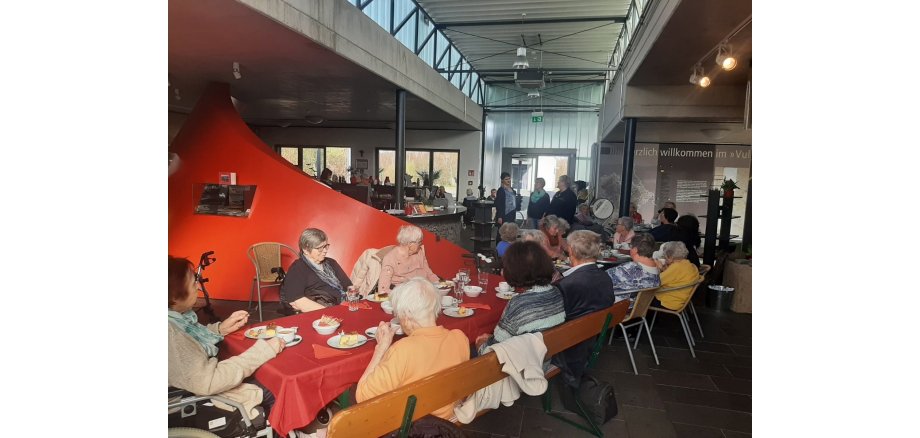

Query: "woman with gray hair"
left=357, top=278, right=470, bottom=420
left=378, top=225, right=440, bottom=296
left=606, top=232, right=661, bottom=304
left=653, top=241, right=700, bottom=310
left=610, top=216, right=636, bottom=248
left=280, top=228, right=353, bottom=313
left=539, top=214, right=570, bottom=260
left=496, top=222, right=519, bottom=257
left=546, top=175, right=578, bottom=224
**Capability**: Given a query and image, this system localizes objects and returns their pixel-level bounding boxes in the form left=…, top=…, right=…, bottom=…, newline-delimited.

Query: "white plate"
left=245, top=325, right=288, bottom=339
left=327, top=333, right=369, bottom=349
left=364, top=327, right=378, bottom=339
left=495, top=290, right=518, bottom=300
left=385, top=209, right=405, bottom=215
left=366, top=292, right=390, bottom=302
left=443, top=307, right=475, bottom=318
left=284, top=335, right=303, bottom=347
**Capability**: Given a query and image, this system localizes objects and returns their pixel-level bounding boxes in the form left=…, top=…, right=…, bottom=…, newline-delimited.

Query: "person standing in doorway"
left=494, top=172, right=519, bottom=240
left=547, top=175, right=577, bottom=225
left=526, top=177, right=550, bottom=229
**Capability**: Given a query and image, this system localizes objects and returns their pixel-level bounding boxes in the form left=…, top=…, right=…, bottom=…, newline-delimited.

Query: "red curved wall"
left=168, top=83, right=471, bottom=301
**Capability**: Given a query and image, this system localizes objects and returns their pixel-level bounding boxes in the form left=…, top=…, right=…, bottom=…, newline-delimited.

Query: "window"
left=275, top=145, right=350, bottom=178
left=377, top=148, right=460, bottom=198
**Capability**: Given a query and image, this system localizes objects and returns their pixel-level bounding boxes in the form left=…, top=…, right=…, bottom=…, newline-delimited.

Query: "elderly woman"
left=475, top=241, right=566, bottom=354
left=526, top=177, right=550, bottom=229
left=357, top=278, right=469, bottom=420
left=539, top=214, right=570, bottom=260
left=610, top=216, right=636, bottom=247
left=653, top=241, right=700, bottom=310
left=606, top=232, right=661, bottom=303
left=168, top=256, right=283, bottom=422
left=546, top=175, right=578, bottom=224
left=280, top=228, right=353, bottom=313
left=378, top=225, right=440, bottom=296
left=496, top=222, right=519, bottom=257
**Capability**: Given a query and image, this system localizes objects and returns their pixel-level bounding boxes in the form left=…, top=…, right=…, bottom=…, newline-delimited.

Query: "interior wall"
left=169, top=111, right=188, bottom=145
left=169, top=83, right=471, bottom=301
left=252, top=127, right=482, bottom=195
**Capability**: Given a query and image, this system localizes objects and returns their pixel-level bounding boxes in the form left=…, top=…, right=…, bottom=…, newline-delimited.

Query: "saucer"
left=284, top=335, right=303, bottom=347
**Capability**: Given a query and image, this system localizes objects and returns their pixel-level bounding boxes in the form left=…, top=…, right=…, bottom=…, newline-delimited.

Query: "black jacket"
left=547, top=189, right=578, bottom=224
left=526, top=191, right=551, bottom=220
left=279, top=258, right=352, bottom=311
left=554, top=264, right=616, bottom=385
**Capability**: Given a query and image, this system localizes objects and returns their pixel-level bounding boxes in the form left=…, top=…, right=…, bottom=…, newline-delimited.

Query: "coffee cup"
left=498, top=282, right=511, bottom=293
left=441, top=295, right=457, bottom=307
left=277, top=328, right=296, bottom=343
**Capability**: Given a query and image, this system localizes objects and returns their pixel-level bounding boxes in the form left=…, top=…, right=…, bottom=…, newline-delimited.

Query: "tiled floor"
left=197, top=296, right=751, bottom=438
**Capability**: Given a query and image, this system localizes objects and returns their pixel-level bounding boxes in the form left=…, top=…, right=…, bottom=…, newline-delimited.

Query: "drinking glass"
left=346, top=286, right=360, bottom=312
left=477, top=269, right=489, bottom=291
left=454, top=282, right=464, bottom=305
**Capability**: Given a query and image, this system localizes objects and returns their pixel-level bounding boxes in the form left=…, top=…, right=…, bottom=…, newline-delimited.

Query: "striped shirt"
left=488, top=284, right=566, bottom=348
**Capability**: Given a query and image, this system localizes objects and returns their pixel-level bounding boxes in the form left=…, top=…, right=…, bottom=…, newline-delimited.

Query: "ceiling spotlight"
left=527, top=90, right=540, bottom=98
left=512, top=47, right=530, bottom=69
left=232, top=62, right=242, bottom=80
left=689, top=64, right=708, bottom=87
left=715, top=43, right=737, bottom=71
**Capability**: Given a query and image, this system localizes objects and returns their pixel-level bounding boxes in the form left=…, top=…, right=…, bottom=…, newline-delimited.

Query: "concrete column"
left=395, top=90, right=406, bottom=209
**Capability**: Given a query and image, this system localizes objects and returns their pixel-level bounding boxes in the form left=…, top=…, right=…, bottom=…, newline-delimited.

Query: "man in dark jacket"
left=494, top=172, right=519, bottom=240
left=553, top=230, right=615, bottom=386
left=650, top=207, right=679, bottom=242
left=546, top=175, right=578, bottom=225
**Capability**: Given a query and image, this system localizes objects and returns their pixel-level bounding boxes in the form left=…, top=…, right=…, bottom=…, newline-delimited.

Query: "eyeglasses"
left=314, top=243, right=331, bottom=251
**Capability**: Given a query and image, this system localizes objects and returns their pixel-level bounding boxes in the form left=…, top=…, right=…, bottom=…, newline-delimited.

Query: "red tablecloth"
left=220, top=273, right=507, bottom=437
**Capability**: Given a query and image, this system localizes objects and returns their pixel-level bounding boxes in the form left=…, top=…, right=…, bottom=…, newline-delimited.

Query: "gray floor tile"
left=663, top=402, right=752, bottom=433
left=460, top=402, right=525, bottom=436
left=649, top=369, right=719, bottom=391
left=656, top=386, right=752, bottom=413
left=621, top=405, right=677, bottom=438
left=722, top=430, right=753, bottom=438
left=592, top=370, right=664, bottom=409
left=648, top=356, right=732, bottom=377
left=728, top=344, right=752, bottom=357
left=709, top=376, right=752, bottom=395
left=672, top=422, right=724, bottom=438
left=518, top=406, right=629, bottom=438
left=724, top=365, right=752, bottom=380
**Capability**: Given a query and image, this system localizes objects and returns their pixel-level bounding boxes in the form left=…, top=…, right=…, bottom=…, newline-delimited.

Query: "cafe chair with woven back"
left=247, top=242, right=298, bottom=321
left=607, top=287, right=661, bottom=375
left=637, top=276, right=705, bottom=358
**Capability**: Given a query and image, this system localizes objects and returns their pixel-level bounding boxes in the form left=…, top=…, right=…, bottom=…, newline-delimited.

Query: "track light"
left=527, top=90, right=540, bottom=98
left=689, top=64, right=710, bottom=88
left=512, top=47, right=529, bottom=69
left=232, top=62, right=242, bottom=80
left=715, top=43, right=737, bottom=71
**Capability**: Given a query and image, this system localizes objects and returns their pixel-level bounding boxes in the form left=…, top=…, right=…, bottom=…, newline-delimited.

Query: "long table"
left=220, top=273, right=508, bottom=437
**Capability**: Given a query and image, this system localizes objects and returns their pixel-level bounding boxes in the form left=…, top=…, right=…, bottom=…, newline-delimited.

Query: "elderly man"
left=357, top=278, right=470, bottom=420
left=554, top=230, right=616, bottom=386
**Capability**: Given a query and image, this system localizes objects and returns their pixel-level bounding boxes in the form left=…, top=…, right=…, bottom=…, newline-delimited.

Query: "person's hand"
left=475, top=333, right=491, bottom=349
left=218, top=310, right=250, bottom=335
left=375, top=321, right=395, bottom=351
left=266, top=337, right=285, bottom=354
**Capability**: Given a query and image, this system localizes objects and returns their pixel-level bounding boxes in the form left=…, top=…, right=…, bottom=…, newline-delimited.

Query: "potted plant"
left=721, top=179, right=741, bottom=197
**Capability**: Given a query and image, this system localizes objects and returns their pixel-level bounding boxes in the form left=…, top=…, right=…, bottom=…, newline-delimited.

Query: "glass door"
left=511, top=154, right=571, bottom=218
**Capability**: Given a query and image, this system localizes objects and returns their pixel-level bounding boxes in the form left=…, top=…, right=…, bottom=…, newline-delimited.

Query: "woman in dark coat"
left=546, top=175, right=577, bottom=225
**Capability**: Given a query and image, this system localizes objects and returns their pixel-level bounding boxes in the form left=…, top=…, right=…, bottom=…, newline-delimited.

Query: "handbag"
left=558, top=372, right=618, bottom=426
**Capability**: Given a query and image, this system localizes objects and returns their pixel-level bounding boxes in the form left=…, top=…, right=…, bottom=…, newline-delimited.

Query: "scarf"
left=530, top=189, right=547, bottom=202
left=168, top=309, right=223, bottom=357
left=302, top=254, right=344, bottom=297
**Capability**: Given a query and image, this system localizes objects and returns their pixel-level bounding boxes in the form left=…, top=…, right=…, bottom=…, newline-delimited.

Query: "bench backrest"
left=327, top=300, right=629, bottom=437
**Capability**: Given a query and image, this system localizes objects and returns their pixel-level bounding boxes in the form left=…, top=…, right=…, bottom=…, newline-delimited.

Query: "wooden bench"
left=327, top=300, right=629, bottom=437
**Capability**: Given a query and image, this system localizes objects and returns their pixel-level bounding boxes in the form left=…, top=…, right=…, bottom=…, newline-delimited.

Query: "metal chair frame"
left=607, top=287, right=660, bottom=374
left=639, top=277, right=705, bottom=358
left=247, top=242, right=298, bottom=321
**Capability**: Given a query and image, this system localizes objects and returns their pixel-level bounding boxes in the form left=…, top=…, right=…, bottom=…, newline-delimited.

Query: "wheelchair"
left=168, top=387, right=274, bottom=438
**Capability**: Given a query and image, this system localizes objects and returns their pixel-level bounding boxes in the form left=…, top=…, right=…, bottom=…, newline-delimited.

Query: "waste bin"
left=707, top=285, right=735, bottom=312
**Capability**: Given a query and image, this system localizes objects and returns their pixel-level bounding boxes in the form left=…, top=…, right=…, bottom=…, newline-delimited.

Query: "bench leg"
left=542, top=379, right=604, bottom=437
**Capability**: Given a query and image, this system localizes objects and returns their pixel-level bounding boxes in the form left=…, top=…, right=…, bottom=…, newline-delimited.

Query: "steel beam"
left=435, top=16, right=626, bottom=29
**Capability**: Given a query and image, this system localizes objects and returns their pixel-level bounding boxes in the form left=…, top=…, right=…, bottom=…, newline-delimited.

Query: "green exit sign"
left=531, top=111, right=544, bottom=123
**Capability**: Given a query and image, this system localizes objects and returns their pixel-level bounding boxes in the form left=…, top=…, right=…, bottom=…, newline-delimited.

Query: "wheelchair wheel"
left=168, top=427, right=221, bottom=438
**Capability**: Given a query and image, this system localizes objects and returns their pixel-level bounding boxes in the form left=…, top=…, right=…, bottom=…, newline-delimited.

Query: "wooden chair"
left=639, top=276, right=705, bottom=358
left=607, top=287, right=660, bottom=374
left=246, top=242, right=297, bottom=321
left=327, top=301, right=629, bottom=438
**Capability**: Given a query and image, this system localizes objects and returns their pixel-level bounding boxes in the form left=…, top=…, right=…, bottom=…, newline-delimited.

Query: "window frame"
left=274, top=145, right=351, bottom=177
left=375, top=147, right=461, bottom=199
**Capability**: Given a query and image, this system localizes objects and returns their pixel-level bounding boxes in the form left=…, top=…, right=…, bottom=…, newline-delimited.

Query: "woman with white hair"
left=539, top=215, right=570, bottom=260
left=377, top=225, right=440, bottom=296
left=610, top=216, right=636, bottom=247
left=357, top=278, right=470, bottom=420
left=653, top=241, right=700, bottom=310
